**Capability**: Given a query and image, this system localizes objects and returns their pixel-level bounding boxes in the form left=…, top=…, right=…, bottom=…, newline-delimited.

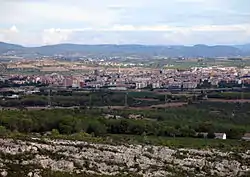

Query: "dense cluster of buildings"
left=2, top=66, right=250, bottom=90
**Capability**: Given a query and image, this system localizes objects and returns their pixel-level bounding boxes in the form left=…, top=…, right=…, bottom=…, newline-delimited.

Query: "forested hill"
left=0, top=42, right=250, bottom=58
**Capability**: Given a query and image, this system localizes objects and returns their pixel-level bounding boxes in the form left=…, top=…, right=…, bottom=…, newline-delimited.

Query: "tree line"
left=0, top=106, right=248, bottom=139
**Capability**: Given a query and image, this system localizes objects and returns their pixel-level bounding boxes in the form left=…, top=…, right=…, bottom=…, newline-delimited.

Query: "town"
left=1, top=0, right=250, bottom=176
left=1, top=59, right=250, bottom=92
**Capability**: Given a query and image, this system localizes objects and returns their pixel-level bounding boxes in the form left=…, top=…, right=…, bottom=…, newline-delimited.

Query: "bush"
left=73, top=132, right=92, bottom=139
left=87, top=121, right=107, bottom=137
left=0, top=126, right=8, bottom=136
left=51, top=129, right=60, bottom=136
left=207, top=132, right=215, bottom=139
left=226, top=128, right=245, bottom=139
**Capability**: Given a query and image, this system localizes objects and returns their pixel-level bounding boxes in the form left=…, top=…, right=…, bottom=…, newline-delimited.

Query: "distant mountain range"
left=0, top=42, right=250, bottom=58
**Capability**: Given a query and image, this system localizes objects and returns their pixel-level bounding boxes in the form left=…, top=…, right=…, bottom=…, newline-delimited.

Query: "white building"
left=152, top=82, right=161, bottom=89
left=136, top=82, right=147, bottom=89
left=182, top=82, right=198, bottom=89
left=215, top=133, right=226, bottom=140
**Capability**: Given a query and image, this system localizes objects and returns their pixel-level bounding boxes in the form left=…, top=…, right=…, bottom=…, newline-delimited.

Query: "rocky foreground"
left=0, top=138, right=250, bottom=177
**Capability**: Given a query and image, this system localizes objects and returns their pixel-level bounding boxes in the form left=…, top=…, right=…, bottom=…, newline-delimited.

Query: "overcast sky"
left=0, top=0, right=250, bottom=46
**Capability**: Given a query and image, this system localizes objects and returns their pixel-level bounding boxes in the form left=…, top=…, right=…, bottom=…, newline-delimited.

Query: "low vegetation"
left=0, top=101, right=249, bottom=150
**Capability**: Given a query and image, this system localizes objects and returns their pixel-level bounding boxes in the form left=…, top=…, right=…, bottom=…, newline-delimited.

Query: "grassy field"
left=108, top=134, right=250, bottom=152
left=5, top=132, right=250, bottom=153
left=163, top=58, right=250, bottom=69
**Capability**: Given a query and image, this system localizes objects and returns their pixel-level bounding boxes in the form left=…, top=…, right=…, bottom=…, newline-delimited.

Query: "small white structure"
left=7, top=94, right=20, bottom=99
left=242, top=133, right=250, bottom=141
left=152, top=82, right=161, bottom=89
left=136, top=82, right=147, bottom=89
left=108, top=87, right=127, bottom=91
left=215, top=133, right=227, bottom=140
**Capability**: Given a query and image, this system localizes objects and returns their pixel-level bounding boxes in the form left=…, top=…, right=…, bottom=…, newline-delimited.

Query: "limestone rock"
left=0, top=138, right=249, bottom=177
left=0, top=170, right=8, bottom=177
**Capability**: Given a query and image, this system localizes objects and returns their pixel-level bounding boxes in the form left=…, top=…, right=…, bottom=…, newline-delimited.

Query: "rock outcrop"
left=0, top=138, right=250, bottom=177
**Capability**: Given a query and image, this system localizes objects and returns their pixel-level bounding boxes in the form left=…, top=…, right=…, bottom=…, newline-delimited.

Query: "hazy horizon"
left=1, top=41, right=250, bottom=48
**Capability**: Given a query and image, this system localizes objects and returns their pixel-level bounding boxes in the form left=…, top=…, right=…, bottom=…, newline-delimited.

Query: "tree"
left=127, top=121, right=146, bottom=135
left=20, top=118, right=34, bottom=133
left=197, top=133, right=206, bottom=138
left=179, top=126, right=196, bottom=137
left=87, top=121, right=106, bottom=136
left=51, top=129, right=60, bottom=136
left=58, top=117, right=75, bottom=134
left=0, top=126, right=8, bottom=136
left=197, top=122, right=214, bottom=132
left=106, top=120, right=122, bottom=134
left=207, top=132, right=215, bottom=139
left=226, top=128, right=245, bottom=139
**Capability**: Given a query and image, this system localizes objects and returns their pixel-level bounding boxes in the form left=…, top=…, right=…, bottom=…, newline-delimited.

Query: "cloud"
left=42, top=29, right=73, bottom=45
left=9, top=25, right=19, bottom=33
left=0, top=25, right=20, bottom=43
left=0, top=0, right=250, bottom=45
left=1, top=23, right=250, bottom=45
left=0, top=0, right=123, bottom=28
left=42, top=23, right=250, bottom=32
left=41, top=24, right=250, bottom=45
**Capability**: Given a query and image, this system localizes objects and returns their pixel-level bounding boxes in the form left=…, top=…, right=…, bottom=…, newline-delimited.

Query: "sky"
left=0, top=0, right=250, bottom=46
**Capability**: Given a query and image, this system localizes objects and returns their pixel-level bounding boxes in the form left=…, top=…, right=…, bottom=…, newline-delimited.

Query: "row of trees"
left=208, top=92, right=250, bottom=100
left=0, top=94, right=127, bottom=107
left=0, top=80, right=47, bottom=88
left=0, top=94, right=163, bottom=107
left=0, top=90, right=195, bottom=108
